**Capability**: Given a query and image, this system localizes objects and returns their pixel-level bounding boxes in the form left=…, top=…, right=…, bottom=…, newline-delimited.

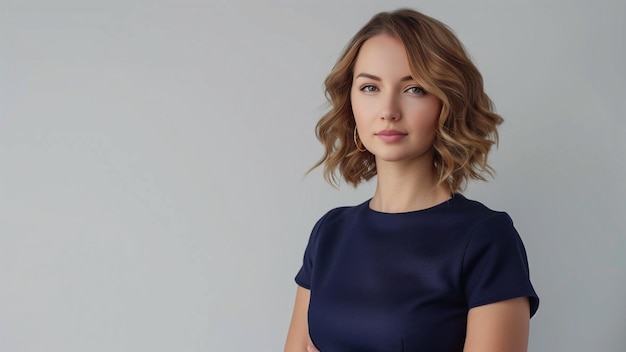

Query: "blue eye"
left=407, top=86, right=426, bottom=95
left=360, top=85, right=378, bottom=92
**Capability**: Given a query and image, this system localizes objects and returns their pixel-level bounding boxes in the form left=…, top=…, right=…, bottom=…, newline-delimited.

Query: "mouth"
left=376, top=129, right=407, bottom=136
left=375, top=129, right=407, bottom=143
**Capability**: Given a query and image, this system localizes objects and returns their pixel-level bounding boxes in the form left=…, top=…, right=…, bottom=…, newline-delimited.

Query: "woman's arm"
left=464, top=297, right=531, bottom=352
left=284, top=286, right=315, bottom=352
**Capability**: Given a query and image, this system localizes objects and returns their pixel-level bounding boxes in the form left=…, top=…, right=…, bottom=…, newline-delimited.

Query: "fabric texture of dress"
left=295, top=194, right=539, bottom=351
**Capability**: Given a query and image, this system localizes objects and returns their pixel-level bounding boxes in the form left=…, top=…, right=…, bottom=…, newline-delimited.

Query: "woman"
left=285, top=9, right=539, bottom=352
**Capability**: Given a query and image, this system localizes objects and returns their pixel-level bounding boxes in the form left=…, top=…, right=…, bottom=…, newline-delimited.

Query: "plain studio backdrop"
left=1, top=0, right=625, bottom=351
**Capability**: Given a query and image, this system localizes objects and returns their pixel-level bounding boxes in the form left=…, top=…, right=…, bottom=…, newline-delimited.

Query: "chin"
left=375, top=153, right=418, bottom=163
left=373, top=149, right=434, bottom=164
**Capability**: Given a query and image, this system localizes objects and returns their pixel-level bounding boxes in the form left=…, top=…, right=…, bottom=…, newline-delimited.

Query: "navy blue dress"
left=295, top=194, right=539, bottom=351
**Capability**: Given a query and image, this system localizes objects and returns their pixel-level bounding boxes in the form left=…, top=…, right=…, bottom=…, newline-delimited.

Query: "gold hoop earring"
left=353, top=126, right=367, bottom=152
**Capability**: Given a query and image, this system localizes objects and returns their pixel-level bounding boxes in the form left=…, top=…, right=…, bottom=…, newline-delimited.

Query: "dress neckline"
left=364, top=193, right=462, bottom=215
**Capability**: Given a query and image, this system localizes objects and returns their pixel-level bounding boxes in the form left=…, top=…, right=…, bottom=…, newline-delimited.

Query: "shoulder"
left=450, top=194, right=505, bottom=217
left=443, top=194, right=515, bottom=231
left=451, top=194, right=519, bottom=239
left=306, top=200, right=369, bottom=246
left=454, top=196, right=530, bottom=276
left=313, top=200, right=367, bottom=227
left=457, top=196, right=539, bottom=316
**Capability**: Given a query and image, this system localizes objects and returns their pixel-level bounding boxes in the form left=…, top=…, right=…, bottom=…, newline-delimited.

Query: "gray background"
left=1, top=0, right=625, bottom=351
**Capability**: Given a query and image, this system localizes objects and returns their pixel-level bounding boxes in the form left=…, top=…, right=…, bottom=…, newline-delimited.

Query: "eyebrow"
left=354, top=72, right=415, bottom=82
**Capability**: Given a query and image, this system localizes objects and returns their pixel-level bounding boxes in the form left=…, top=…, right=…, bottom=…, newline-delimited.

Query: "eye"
left=406, top=86, right=427, bottom=95
left=360, top=85, right=379, bottom=93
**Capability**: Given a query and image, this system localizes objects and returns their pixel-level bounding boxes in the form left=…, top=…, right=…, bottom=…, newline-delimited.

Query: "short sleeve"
left=294, top=212, right=328, bottom=289
left=462, top=212, right=539, bottom=317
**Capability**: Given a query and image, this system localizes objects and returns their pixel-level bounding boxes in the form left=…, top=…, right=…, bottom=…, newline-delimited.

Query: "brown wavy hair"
left=310, top=8, right=503, bottom=191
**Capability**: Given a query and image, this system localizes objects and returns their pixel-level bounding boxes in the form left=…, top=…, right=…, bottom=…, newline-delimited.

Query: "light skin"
left=285, top=34, right=531, bottom=352
left=350, top=34, right=449, bottom=212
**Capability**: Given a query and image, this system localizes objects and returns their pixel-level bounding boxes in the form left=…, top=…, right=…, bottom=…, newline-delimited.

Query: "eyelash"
left=360, top=85, right=378, bottom=93
left=359, top=85, right=427, bottom=95
left=406, top=86, right=426, bottom=95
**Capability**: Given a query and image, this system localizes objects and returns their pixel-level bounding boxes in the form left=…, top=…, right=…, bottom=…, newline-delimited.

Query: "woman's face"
left=351, top=34, right=442, bottom=165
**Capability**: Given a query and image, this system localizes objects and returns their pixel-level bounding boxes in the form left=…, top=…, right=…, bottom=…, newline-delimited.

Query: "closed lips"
left=376, top=130, right=407, bottom=136
left=375, top=130, right=407, bottom=142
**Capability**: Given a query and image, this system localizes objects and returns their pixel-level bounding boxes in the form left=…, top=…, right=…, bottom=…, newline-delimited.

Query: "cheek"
left=408, top=107, right=440, bottom=138
left=426, top=114, right=440, bottom=135
left=416, top=99, right=441, bottom=129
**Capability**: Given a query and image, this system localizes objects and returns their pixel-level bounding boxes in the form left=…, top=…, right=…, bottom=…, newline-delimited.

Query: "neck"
left=369, top=157, right=451, bottom=213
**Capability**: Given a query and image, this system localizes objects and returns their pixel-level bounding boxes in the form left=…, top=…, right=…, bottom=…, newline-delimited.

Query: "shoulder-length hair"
left=311, top=8, right=503, bottom=192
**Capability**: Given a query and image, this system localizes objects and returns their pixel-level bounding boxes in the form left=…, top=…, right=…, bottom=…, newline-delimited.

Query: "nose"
left=380, top=94, right=401, bottom=121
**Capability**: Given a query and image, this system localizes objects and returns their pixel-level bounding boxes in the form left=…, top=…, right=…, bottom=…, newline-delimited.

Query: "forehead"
left=353, top=34, right=412, bottom=76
